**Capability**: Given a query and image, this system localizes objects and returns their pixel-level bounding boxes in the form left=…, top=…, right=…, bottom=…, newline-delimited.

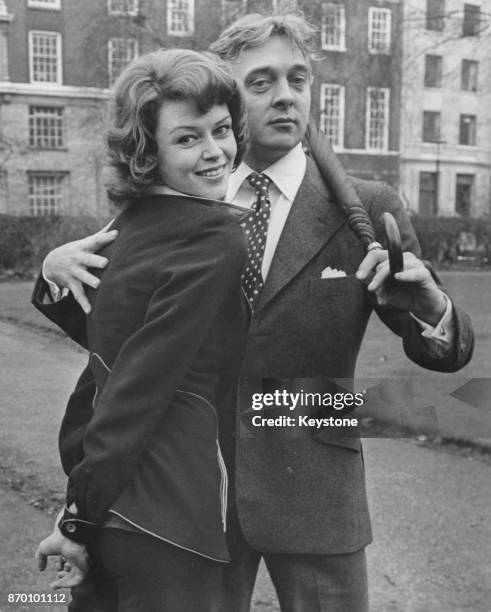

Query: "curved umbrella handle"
left=382, top=212, right=403, bottom=277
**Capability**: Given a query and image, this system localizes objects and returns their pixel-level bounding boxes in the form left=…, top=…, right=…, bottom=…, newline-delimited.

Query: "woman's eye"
left=215, top=124, right=231, bottom=137
left=177, top=135, right=196, bottom=145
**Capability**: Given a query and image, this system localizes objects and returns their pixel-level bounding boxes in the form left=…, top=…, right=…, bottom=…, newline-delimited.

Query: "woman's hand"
left=35, top=511, right=89, bottom=589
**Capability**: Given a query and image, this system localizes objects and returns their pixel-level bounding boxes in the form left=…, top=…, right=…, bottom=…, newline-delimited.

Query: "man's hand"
left=356, top=250, right=447, bottom=326
left=43, top=222, right=118, bottom=314
left=35, top=513, right=90, bottom=590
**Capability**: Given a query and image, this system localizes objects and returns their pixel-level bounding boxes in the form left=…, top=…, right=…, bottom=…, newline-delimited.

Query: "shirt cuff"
left=410, top=293, right=454, bottom=352
left=41, top=260, right=68, bottom=303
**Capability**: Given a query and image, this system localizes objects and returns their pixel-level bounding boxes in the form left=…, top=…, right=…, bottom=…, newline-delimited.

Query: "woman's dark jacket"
left=64, top=194, right=249, bottom=562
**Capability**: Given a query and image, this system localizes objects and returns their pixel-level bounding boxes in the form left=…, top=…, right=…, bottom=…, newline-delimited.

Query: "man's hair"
left=209, top=13, right=318, bottom=63
left=105, top=48, right=247, bottom=205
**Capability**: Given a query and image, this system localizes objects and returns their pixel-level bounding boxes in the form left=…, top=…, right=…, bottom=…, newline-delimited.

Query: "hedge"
left=410, top=215, right=491, bottom=265
left=0, top=214, right=110, bottom=279
left=1, top=212, right=490, bottom=279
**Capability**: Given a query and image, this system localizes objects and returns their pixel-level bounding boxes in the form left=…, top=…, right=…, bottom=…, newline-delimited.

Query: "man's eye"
left=250, top=78, right=271, bottom=92
left=290, top=76, right=307, bottom=89
left=215, top=124, right=232, bottom=137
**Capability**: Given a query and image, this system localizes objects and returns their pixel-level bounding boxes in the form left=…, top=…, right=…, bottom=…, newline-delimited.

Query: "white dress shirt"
left=227, top=143, right=306, bottom=280
left=227, top=144, right=453, bottom=353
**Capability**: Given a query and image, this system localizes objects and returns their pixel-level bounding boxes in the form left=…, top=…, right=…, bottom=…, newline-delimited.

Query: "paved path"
left=0, top=321, right=490, bottom=611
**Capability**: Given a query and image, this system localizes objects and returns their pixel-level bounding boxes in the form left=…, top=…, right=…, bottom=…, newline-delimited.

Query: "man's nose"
left=272, top=77, right=294, bottom=108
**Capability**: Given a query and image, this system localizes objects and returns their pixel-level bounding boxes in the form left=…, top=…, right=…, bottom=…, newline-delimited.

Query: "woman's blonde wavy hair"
left=106, top=48, right=247, bottom=205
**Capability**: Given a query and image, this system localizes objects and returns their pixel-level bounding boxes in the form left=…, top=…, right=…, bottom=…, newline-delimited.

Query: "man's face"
left=232, top=35, right=312, bottom=170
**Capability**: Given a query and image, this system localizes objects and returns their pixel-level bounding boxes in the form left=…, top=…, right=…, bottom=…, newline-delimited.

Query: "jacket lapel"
left=255, top=157, right=347, bottom=312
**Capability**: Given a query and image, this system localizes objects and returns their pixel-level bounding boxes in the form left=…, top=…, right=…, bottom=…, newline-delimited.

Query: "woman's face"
left=155, top=100, right=237, bottom=200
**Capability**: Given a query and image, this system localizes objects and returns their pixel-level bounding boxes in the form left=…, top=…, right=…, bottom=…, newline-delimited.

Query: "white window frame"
left=366, top=87, right=390, bottom=151
left=28, top=0, right=61, bottom=10
left=167, top=0, right=195, bottom=37
left=29, top=106, right=65, bottom=149
left=28, top=31, right=62, bottom=85
left=321, top=3, right=346, bottom=51
left=28, top=172, right=68, bottom=216
left=461, top=59, right=479, bottom=92
left=320, top=83, right=345, bottom=149
left=368, top=7, right=392, bottom=55
left=459, top=114, right=477, bottom=146
left=107, top=38, right=139, bottom=87
left=107, top=0, right=139, bottom=16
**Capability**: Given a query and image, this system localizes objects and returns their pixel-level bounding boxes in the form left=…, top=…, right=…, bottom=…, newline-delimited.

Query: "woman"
left=36, top=49, right=250, bottom=611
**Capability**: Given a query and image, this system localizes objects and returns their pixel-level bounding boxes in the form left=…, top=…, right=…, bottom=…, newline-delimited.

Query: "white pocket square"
left=321, top=266, right=347, bottom=279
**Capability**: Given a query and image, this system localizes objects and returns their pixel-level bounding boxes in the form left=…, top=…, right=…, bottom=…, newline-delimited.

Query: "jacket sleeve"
left=31, top=274, right=88, bottom=349
left=66, top=216, right=246, bottom=523
left=58, top=362, right=95, bottom=476
left=365, top=182, right=474, bottom=372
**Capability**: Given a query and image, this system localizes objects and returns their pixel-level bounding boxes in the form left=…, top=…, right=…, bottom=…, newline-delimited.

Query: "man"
left=34, top=13, right=473, bottom=612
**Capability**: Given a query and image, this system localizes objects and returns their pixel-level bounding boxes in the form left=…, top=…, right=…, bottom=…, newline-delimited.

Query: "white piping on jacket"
left=176, top=389, right=228, bottom=532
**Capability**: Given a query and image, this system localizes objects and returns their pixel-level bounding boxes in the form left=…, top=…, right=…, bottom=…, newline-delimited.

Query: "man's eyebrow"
left=288, top=63, right=309, bottom=73
left=245, top=63, right=309, bottom=79
left=244, top=66, right=274, bottom=79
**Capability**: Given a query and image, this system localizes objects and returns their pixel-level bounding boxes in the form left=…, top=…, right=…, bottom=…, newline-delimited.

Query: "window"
left=28, top=0, right=61, bottom=9
left=29, top=31, right=62, bottom=84
left=426, top=0, right=445, bottom=31
left=455, top=174, right=474, bottom=216
left=419, top=172, right=438, bottom=215
left=108, top=38, right=138, bottom=86
left=321, top=3, right=346, bottom=51
left=0, top=171, right=7, bottom=212
left=221, top=0, right=246, bottom=26
left=28, top=172, right=67, bottom=216
left=459, top=114, right=476, bottom=146
left=424, top=55, right=442, bottom=87
left=108, top=0, right=139, bottom=15
left=366, top=88, right=389, bottom=151
left=29, top=106, right=65, bottom=149
left=422, top=111, right=441, bottom=142
left=167, top=0, right=195, bottom=37
left=368, top=7, right=391, bottom=54
left=462, top=4, right=481, bottom=36
left=320, top=84, right=345, bottom=148
left=461, top=60, right=478, bottom=91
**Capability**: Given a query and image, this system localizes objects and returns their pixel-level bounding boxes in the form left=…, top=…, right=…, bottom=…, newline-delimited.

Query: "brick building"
left=0, top=0, right=229, bottom=216
left=300, top=0, right=403, bottom=189
left=399, top=0, right=491, bottom=217
left=0, top=0, right=404, bottom=216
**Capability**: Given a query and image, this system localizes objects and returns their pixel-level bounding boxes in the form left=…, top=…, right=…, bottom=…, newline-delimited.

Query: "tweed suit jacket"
left=32, top=158, right=474, bottom=556
left=233, top=157, right=473, bottom=554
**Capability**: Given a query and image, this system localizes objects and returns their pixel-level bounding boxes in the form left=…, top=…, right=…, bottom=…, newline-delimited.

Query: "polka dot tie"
left=240, top=173, right=272, bottom=308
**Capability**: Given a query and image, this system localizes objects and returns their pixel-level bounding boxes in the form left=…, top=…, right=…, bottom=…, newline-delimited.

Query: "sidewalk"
left=0, top=280, right=490, bottom=611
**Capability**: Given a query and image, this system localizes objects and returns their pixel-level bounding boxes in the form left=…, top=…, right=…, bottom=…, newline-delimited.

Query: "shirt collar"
left=227, top=143, right=306, bottom=202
